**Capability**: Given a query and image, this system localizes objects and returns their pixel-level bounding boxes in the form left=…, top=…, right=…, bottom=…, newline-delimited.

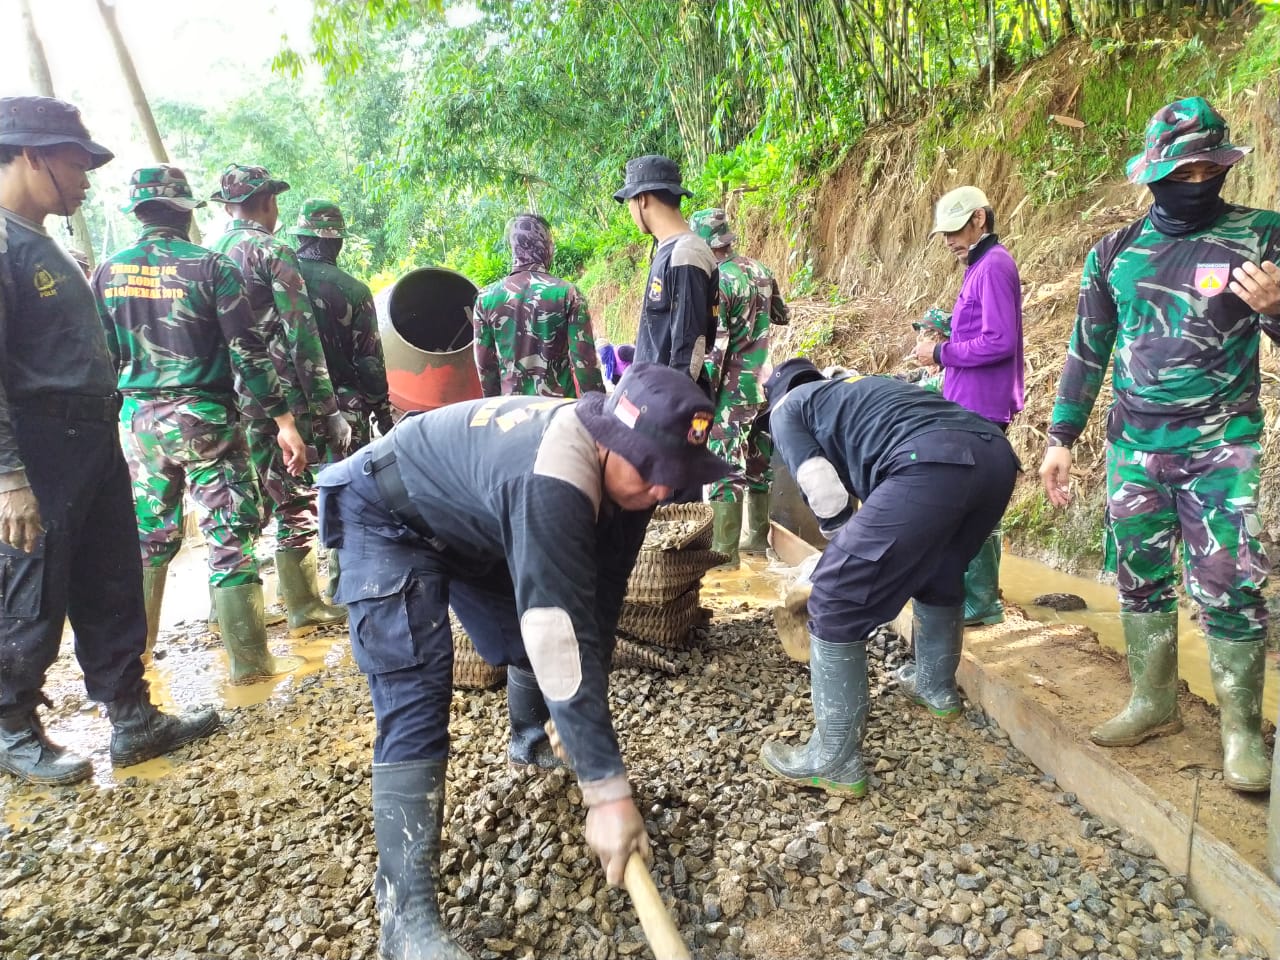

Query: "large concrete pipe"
left=376, top=267, right=482, bottom=412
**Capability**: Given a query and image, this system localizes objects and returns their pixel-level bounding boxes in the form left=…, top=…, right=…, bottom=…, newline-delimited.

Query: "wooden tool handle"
left=623, top=853, right=692, bottom=960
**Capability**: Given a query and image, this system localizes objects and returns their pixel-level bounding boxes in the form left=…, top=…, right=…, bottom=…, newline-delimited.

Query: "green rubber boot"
left=1205, top=637, right=1271, bottom=793
left=761, top=635, right=869, bottom=797
left=275, top=548, right=348, bottom=637
left=710, top=500, right=743, bottom=569
left=963, top=531, right=1004, bottom=626
left=324, top=548, right=341, bottom=602
left=1090, top=611, right=1182, bottom=747
left=207, top=582, right=285, bottom=634
left=142, top=563, right=168, bottom=658
left=896, top=601, right=965, bottom=719
left=742, top=489, right=771, bottom=554
left=211, top=583, right=304, bottom=685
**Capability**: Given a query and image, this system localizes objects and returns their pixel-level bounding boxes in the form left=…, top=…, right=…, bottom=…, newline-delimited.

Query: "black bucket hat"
left=613, top=154, right=693, bottom=202
left=751, top=358, right=828, bottom=438
left=575, top=363, right=729, bottom=489
left=0, top=96, right=113, bottom=169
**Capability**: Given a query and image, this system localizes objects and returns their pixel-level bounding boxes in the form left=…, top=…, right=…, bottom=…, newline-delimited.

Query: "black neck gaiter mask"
left=1147, top=171, right=1228, bottom=237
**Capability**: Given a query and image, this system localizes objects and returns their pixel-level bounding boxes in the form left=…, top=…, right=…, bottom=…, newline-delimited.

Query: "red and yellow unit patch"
left=1194, top=263, right=1228, bottom=298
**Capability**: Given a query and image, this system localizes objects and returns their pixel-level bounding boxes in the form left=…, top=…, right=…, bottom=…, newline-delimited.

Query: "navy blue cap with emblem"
left=574, top=363, right=729, bottom=489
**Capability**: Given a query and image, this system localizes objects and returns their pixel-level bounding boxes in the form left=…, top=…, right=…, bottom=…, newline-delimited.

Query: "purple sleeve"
left=938, top=258, right=1021, bottom=369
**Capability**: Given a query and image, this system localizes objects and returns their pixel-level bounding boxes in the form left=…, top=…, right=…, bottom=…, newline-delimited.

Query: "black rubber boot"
left=506, top=667, right=560, bottom=771
left=373, top=759, right=474, bottom=960
left=105, top=682, right=221, bottom=768
left=0, top=697, right=92, bottom=785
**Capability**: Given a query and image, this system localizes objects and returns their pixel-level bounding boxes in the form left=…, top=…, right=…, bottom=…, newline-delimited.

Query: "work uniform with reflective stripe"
left=316, top=396, right=651, bottom=788
left=768, top=375, right=1018, bottom=644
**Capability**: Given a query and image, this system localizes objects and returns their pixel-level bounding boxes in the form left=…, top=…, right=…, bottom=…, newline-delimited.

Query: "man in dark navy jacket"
left=757, top=359, right=1018, bottom=799
left=318, top=363, right=727, bottom=960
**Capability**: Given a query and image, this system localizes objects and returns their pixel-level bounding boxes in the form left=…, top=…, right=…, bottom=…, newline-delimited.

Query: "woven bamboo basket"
left=626, top=547, right=730, bottom=604
left=618, top=587, right=702, bottom=648
left=644, top=503, right=715, bottom=551
left=452, top=633, right=506, bottom=690
left=613, top=637, right=679, bottom=675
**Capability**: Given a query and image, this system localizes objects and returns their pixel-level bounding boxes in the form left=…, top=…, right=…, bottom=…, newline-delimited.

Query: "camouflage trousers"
left=245, top=416, right=318, bottom=551
left=121, top=395, right=262, bottom=588
left=707, top=403, right=773, bottom=502
left=1104, top=440, right=1268, bottom=643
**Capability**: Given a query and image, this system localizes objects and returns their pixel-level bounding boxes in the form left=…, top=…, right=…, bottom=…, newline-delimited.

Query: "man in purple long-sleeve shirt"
left=916, top=185, right=1025, bottom=625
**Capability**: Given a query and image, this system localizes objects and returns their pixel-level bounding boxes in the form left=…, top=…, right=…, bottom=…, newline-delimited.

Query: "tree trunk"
left=18, top=0, right=96, bottom=267
left=94, top=0, right=201, bottom=243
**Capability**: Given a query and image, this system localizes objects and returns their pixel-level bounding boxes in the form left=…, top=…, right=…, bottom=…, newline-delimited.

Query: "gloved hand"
left=584, top=797, right=651, bottom=886
left=373, top=405, right=395, bottom=437
left=326, top=411, right=353, bottom=458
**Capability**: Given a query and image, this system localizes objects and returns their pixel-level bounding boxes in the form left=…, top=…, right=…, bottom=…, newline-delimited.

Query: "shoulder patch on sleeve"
left=521, top=607, right=582, bottom=702
left=532, top=405, right=603, bottom=515
left=796, top=456, right=850, bottom=519
left=671, top=234, right=716, bottom=275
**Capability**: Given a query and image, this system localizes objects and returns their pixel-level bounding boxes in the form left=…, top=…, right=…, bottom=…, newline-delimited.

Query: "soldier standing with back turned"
left=472, top=213, right=605, bottom=399
left=93, top=165, right=308, bottom=684
left=209, top=164, right=348, bottom=636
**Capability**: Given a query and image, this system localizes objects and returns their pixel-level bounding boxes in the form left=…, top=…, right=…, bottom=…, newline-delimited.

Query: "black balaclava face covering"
left=296, top=236, right=343, bottom=264
left=1147, top=171, right=1228, bottom=237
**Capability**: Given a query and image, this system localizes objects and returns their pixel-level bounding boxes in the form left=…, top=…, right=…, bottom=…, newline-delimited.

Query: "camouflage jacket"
left=1050, top=206, right=1280, bottom=451
left=472, top=269, right=604, bottom=398
left=92, top=225, right=288, bottom=417
left=296, top=255, right=389, bottom=415
left=210, top=219, right=337, bottom=421
left=706, top=254, right=787, bottom=408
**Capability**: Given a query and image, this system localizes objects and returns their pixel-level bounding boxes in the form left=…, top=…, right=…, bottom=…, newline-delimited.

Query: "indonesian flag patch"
left=614, top=393, right=641, bottom=428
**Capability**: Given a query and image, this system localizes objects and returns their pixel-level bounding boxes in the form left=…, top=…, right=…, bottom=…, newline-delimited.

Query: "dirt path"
left=0, top=556, right=1270, bottom=959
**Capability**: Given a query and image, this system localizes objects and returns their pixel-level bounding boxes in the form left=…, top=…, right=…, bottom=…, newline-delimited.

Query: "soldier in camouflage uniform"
left=289, top=199, right=392, bottom=449
left=209, top=164, right=348, bottom=636
left=689, top=208, right=789, bottom=566
left=473, top=214, right=604, bottom=398
left=1041, top=98, right=1280, bottom=792
left=898, top=308, right=949, bottom=394
left=288, top=199, right=392, bottom=601
left=94, top=166, right=307, bottom=684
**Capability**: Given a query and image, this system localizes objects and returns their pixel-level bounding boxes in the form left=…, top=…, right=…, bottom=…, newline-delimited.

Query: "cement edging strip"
left=957, top=652, right=1280, bottom=959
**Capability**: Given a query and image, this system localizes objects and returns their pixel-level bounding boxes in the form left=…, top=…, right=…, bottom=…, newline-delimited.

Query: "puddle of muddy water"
left=1001, top=553, right=1279, bottom=725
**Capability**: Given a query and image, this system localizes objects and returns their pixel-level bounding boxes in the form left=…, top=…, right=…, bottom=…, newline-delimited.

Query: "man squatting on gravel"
left=755, top=360, right=1020, bottom=798
left=316, top=363, right=729, bottom=960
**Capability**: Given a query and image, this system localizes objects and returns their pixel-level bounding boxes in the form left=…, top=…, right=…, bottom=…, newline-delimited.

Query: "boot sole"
left=964, top=613, right=1005, bottom=627
left=760, top=760, right=868, bottom=798
left=913, top=697, right=962, bottom=721
left=1224, top=773, right=1271, bottom=793
left=111, top=713, right=222, bottom=768
left=0, top=756, right=93, bottom=786
left=1089, top=718, right=1183, bottom=748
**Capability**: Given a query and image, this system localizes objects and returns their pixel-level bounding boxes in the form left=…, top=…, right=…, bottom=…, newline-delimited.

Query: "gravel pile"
left=0, top=612, right=1266, bottom=960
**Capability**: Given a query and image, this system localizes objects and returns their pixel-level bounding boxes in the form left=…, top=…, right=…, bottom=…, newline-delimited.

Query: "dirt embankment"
left=694, top=19, right=1280, bottom=571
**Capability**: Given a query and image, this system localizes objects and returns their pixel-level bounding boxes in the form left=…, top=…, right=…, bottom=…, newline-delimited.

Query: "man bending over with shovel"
left=317, top=364, right=728, bottom=960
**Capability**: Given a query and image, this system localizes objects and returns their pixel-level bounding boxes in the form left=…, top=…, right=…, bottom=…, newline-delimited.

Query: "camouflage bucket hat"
left=0, top=96, right=113, bottom=169
left=1125, top=97, right=1251, bottom=186
left=912, top=307, right=952, bottom=337
left=689, top=208, right=737, bottom=250
left=209, top=163, right=290, bottom=204
left=121, top=165, right=206, bottom=214
left=289, top=198, right=346, bottom=238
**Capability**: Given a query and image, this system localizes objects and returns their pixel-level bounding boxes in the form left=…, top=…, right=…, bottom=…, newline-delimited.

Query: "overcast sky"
left=0, top=0, right=317, bottom=170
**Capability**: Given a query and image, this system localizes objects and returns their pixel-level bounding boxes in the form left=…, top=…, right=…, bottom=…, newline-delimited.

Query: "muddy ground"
left=0, top=552, right=1271, bottom=960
